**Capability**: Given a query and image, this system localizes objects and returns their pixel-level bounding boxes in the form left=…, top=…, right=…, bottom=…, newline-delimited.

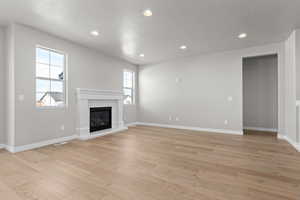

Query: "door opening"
left=242, top=54, right=278, bottom=136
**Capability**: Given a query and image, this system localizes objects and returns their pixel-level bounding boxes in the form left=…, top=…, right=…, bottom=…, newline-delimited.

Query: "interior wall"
left=0, top=27, right=5, bottom=144
left=296, top=30, right=300, bottom=100
left=11, top=24, right=137, bottom=146
left=285, top=31, right=298, bottom=142
left=243, top=55, right=278, bottom=130
left=138, top=43, right=285, bottom=134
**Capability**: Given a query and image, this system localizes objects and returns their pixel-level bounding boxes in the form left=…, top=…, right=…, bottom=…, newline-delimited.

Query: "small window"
left=36, top=46, right=66, bottom=107
left=123, top=69, right=135, bottom=105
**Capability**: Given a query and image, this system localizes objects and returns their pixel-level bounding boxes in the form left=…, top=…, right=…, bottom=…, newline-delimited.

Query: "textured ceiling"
left=0, top=0, right=299, bottom=65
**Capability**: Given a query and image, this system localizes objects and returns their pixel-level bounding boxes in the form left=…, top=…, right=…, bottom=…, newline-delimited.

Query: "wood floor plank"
left=0, top=126, right=299, bottom=200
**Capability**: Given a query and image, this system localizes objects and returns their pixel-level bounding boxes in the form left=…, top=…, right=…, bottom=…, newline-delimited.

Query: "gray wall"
left=0, top=27, right=4, bottom=144
left=285, top=31, right=298, bottom=142
left=296, top=30, right=300, bottom=100
left=243, top=55, right=278, bottom=130
left=11, top=24, right=137, bottom=146
left=139, top=43, right=285, bottom=134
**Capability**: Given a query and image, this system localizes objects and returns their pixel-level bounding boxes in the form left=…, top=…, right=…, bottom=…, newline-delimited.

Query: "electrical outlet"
left=169, top=116, right=172, bottom=121
left=175, top=117, right=180, bottom=121
left=224, top=120, right=228, bottom=125
left=227, top=96, right=233, bottom=102
left=60, top=125, right=65, bottom=131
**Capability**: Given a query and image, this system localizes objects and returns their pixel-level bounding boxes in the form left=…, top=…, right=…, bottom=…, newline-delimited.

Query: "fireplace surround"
left=76, top=88, right=126, bottom=140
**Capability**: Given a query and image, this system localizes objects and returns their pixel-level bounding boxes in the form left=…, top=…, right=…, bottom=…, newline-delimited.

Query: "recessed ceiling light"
left=180, top=45, right=187, bottom=50
left=238, top=33, right=247, bottom=39
left=90, top=30, right=99, bottom=36
left=139, top=54, right=145, bottom=57
left=143, top=9, right=153, bottom=17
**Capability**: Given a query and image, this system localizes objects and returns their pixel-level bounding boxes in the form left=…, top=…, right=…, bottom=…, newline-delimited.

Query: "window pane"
left=124, top=88, right=132, bottom=96
left=124, top=71, right=133, bottom=88
left=51, top=52, right=64, bottom=66
left=36, top=47, right=66, bottom=107
left=50, top=92, right=64, bottom=106
left=36, top=63, right=50, bottom=78
left=36, top=92, right=51, bottom=107
left=37, top=48, right=50, bottom=64
left=50, top=66, right=64, bottom=80
left=123, top=88, right=132, bottom=104
left=124, top=96, right=132, bottom=104
left=51, top=80, right=63, bottom=93
left=36, top=79, right=50, bottom=93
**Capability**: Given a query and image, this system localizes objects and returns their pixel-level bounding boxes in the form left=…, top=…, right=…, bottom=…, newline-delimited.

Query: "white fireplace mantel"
left=76, top=88, right=127, bottom=140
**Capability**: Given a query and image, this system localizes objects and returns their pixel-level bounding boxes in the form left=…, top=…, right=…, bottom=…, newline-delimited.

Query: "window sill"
left=36, top=105, right=67, bottom=110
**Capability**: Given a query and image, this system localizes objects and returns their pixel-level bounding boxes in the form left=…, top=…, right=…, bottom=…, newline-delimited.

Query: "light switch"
left=18, top=94, right=25, bottom=102
left=176, top=77, right=182, bottom=83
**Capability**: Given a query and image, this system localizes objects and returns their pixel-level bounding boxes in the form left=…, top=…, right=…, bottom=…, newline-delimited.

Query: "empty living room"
left=1, top=0, right=300, bottom=199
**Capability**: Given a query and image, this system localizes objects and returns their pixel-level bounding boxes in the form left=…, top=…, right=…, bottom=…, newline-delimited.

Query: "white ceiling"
left=0, top=0, right=299, bottom=65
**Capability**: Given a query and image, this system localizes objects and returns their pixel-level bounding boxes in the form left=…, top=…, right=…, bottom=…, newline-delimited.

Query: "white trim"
left=2, top=126, right=129, bottom=153
left=6, top=135, right=77, bottom=153
left=135, top=122, right=243, bottom=135
left=277, top=134, right=285, bottom=140
left=78, top=127, right=128, bottom=140
left=76, top=88, right=123, bottom=100
left=76, top=88, right=125, bottom=140
left=126, top=122, right=138, bottom=127
left=243, top=127, right=278, bottom=132
left=278, top=135, right=300, bottom=152
left=35, top=45, right=68, bottom=109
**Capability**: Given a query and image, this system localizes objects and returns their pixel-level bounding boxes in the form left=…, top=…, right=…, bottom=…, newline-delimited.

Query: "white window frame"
left=123, top=69, right=135, bottom=105
left=35, top=45, right=67, bottom=109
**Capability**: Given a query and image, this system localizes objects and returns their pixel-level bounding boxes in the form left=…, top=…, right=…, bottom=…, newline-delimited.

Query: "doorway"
left=242, top=54, right=278, bottom=136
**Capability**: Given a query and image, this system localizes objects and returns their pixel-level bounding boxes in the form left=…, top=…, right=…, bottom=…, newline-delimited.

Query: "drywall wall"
left=10, top=24, right=137, bottom=146
left=285, top=31, right=298, bottom=142
left=243, top=55, right=278, bottom=130
left=139, top=43, right=285, bottom=134
left=0, top=27, right=5, bottom=144
left=296, top=30, right=300, bottom=100
left=4, top=24, right=16, bottom=147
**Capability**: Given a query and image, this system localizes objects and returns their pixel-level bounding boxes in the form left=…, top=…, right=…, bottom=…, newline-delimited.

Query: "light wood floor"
left=0, top=126, right=300, bottom=200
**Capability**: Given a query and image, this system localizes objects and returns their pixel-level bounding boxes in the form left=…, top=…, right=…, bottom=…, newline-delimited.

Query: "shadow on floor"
left=243, top=129, right=277, bottom=137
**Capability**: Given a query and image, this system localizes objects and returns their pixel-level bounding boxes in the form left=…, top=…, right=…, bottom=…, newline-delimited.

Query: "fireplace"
left=90, top=107, right=112, bottom=133
left=76, top=89, right=125, bottom=140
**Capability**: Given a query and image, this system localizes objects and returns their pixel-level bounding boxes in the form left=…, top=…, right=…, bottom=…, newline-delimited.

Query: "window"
left=36, top=46, right=66, bottom=107
left=123, top=69, right=135, bottom=104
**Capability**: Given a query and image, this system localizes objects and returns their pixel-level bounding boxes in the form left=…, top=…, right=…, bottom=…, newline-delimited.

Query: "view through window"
left=123, top=70, right=135, bottom=104
left=36, top=47, right=66, bottom=107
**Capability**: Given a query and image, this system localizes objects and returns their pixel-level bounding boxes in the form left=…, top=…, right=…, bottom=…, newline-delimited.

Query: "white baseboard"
left=135, top=122, right=243, bottom=135
left=244, top=127, right=277, bottom=132
left=277, top=134, right=285, bottom=140
left=78, top=127, right=128, bottom=141
left=277, top=135, right=300, bottom=152
left=6, top=135, right=77, bottom=153
left=2, top=126, right=128, bottom=153
left=126, top=122, right=138, bottom=127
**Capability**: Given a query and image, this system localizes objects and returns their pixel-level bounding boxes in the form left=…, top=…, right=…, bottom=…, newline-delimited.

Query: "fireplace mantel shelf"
left=76, top=88, right=124, bottom=100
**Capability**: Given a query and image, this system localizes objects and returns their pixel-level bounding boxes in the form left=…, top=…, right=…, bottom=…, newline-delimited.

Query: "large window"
left=36, top=46, right=66, bottom=107
left=123, top=69, right=135, bottom=104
